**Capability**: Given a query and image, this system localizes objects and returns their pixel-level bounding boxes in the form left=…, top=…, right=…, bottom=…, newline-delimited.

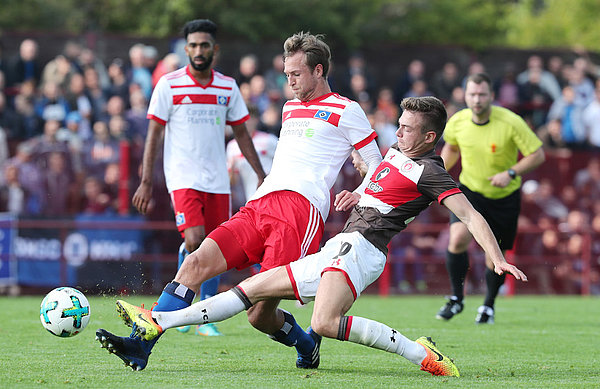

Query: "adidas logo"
left=182, top=96, right=192, bottom=104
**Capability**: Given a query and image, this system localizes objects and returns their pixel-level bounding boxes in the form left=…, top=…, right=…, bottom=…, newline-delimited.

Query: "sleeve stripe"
left=353, top=131, right=378, bottom=150
left=147, top=114, right=167, bottom=126
left=438, top=188, right=462, bottom=203
left=227, top=114, right=250, bottom=126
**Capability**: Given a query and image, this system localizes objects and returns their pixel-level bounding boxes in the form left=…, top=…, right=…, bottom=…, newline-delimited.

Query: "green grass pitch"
left=1, top=294, right=598, bottom=388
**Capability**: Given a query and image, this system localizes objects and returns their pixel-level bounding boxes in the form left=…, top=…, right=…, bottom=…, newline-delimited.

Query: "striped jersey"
left=342, top=145, right=461, bottom=254
left=249, top=92, right=377, bottom=221
left=147, top=66, right=249, bottom=194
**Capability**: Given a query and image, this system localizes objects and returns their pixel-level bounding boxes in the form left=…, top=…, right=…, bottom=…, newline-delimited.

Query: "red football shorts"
left=170, top=189, right=231, bottom=237
left=208, top=190, right=324, bottom=272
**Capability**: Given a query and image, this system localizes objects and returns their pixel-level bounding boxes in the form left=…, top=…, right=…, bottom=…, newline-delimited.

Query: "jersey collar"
left=186, top=66, right=214, bottom=89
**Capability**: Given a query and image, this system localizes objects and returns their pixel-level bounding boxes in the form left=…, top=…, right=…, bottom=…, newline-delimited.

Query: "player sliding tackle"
left=101, top=97, right=527, bottom=376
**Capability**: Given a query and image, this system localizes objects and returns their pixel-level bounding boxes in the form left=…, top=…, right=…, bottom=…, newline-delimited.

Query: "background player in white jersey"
left=98, top=31, right=383, bottom=371
left=226, top=106, right=278, bottom=207
left=110, top=97, right=528, bottom=377
left=131, top=19, right=266, bottom=336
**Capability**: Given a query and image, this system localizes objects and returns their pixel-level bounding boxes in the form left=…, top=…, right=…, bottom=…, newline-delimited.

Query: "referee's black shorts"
left=449, top=184, right=520, bottom=251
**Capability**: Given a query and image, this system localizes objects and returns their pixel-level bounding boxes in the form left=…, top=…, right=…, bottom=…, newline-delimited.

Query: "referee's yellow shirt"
left=443, top=105, right=543, bottom=199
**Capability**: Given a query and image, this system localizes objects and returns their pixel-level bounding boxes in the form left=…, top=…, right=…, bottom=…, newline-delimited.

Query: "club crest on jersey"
left=375, top=167, right=390, bottom=181
left=314, top=110, right=332, bottom=121
left=401, top=160, right=415, bottom=172
left=217, top=96, right=228, bottom=105
left=175, top=212, right=186, bottom=226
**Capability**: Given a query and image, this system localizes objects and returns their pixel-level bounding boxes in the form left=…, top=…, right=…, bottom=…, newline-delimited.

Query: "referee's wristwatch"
left=507, top=168, right=517, bottom=179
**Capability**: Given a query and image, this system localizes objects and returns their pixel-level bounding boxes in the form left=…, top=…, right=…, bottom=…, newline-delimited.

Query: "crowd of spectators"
left=0, top=37, right=598, bottom=293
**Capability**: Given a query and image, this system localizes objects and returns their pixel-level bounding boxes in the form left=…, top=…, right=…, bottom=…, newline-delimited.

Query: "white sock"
left=345, top=316, right=426, bottom=365
left=152, top=289, right=247, bottom=329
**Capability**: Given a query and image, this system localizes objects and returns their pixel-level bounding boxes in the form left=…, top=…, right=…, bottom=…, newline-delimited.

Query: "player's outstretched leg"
left=116, top=300, right=163, bottom=340
left=269, top=310, right=320, bottom=369
left=95, top=329, right=152, bottom=371
left=416, top=336, right=460, bottom=377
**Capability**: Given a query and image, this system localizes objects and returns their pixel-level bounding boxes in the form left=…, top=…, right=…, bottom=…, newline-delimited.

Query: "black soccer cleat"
left=296, top=326, right=322, bottom=369
left=436, top=296, right=464, bottom=321
left=475, top=305, right=494, bottom=324
left=95, top=328, right=150, bottom=371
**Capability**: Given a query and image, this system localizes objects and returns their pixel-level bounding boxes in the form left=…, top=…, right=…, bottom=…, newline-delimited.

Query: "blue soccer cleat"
left=96, top=328, right=150, bottom=371
left=296, top=326, right=322, bottom=369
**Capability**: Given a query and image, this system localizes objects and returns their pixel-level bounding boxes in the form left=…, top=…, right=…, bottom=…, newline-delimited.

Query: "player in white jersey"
left=131, top=19, right=266, bottom=336
left=98, top=31, right=382, bottom=371
left=109, top=97, right=528, bottom=377
left=226, top=107, right=278, bottom=204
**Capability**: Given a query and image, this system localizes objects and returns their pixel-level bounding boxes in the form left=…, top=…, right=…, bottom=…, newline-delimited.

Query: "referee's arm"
left=440, top=143, right=460, bottom=171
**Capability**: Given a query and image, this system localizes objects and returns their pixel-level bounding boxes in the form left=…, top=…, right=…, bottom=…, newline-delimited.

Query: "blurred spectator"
left=444, top=86, right=466, bottom=118
left=516, top=55, right=562, bottom=102
left=3, top=142, right=44, bottom=214
left=79, top=175, right=114, bottom=215
left=151, top=53, right=180, bottom=88
left=348, top=73, right=371, bottom=110
left=547, top=86, right=586, bottom=148
left=494, top=63, right=520, bottom=112
left=5, top=39, right=41, bottom=91
left=547, top=55, right=567, bottom=88
left=64, top=73, right=93, bottom=138
left=0, top=91, right=20, bottom=140
left=375, top=86, right=399, bottom=123
left=395, top=59, right=425, bottom=104
left=102, top=162, right=121, bottom=211
left=536, top=118, right=568, bottom=150
left=368, top=110, right=397, bottom=154
left=107, top=114, right=129, bottom=140
left=582, top=83, right=600, bottom=149
left=34, top=81, right=70, bottom=124
left=57, top=111, right=85, bottom=177
left=107, top=58, right=129, bottom=102
left=573, top=157, right=600, bottom=208
left=248, top=74, right=270, bottom=114
left=340, top=53, right=375, bottom=98
left=567, top=65, right=595, bottom=108
left=403, top=79, right=431, bottom=98
left=13, top=79, right=41, bottom=139
left=125, top=89, right=148, bottom=155
left=127, top=43, right=153, bottom=100
left=29, top=118, right=72, bottom=172
left=83, top=66, right=109, bottom=125
left=430, top=61, right=461, bottom=102
left=258, top=103, right=281, bottom=137
left=40, top=54, right=77, bottom=92
left=83, top=120, right=120, bottom=178
left=518, top=67, right=553, bottom=128
left=235, top=54, right=259, bottom=85
left=461, top=61, right=486, bottom=88
left=78, top=47, right=111, bottom=90
left=263, top=53, right=286, bottom=105
left=0, top=124, right=8, bottom=167
left=1, top=164, right=26, bottom=214
left=43, top=151, right=74, bottom=216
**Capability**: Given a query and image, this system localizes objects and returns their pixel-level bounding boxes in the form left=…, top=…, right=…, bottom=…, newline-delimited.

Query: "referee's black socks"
left=445, top=250, right=469, bottom=301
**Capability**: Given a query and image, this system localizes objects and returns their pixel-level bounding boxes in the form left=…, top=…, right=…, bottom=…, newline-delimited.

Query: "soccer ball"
left=40, top=287, right=91, bottom=337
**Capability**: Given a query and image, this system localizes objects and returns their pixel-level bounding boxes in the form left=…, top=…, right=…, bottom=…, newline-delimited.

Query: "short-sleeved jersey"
left=226, top=130, right=279, bottom=200
left=443, top=105, right=542, bottom=199
left=249, top=92, right=377, bottom=220
left=147, top=66, right=249, bottom=194
left=342, top=146, right=461, bottom=254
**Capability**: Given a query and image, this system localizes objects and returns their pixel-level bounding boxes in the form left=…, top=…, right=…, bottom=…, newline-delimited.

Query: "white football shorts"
left=287, top=231, right=386, bottom=304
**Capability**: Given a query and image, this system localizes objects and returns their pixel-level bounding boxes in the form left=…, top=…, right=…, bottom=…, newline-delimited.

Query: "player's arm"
left=132, top=120, right=164, bottom=215
left=440, top=142, right=460, bottom=171
left=442, top=193, right=528, bottom=281
left=488, top=146, right=545, bottom=187
left=231, top=123, right=267, bottom=187
left=334, top=140, right=382, bottom=211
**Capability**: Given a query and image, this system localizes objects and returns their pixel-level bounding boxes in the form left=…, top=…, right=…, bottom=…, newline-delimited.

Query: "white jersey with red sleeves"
left=147, top=66, right=249, bottom=194
left=249, top=92, right=377, bottom=220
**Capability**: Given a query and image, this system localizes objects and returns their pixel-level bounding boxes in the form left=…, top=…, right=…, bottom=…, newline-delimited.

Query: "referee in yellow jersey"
left=436, top=73, right=545, bottom=324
